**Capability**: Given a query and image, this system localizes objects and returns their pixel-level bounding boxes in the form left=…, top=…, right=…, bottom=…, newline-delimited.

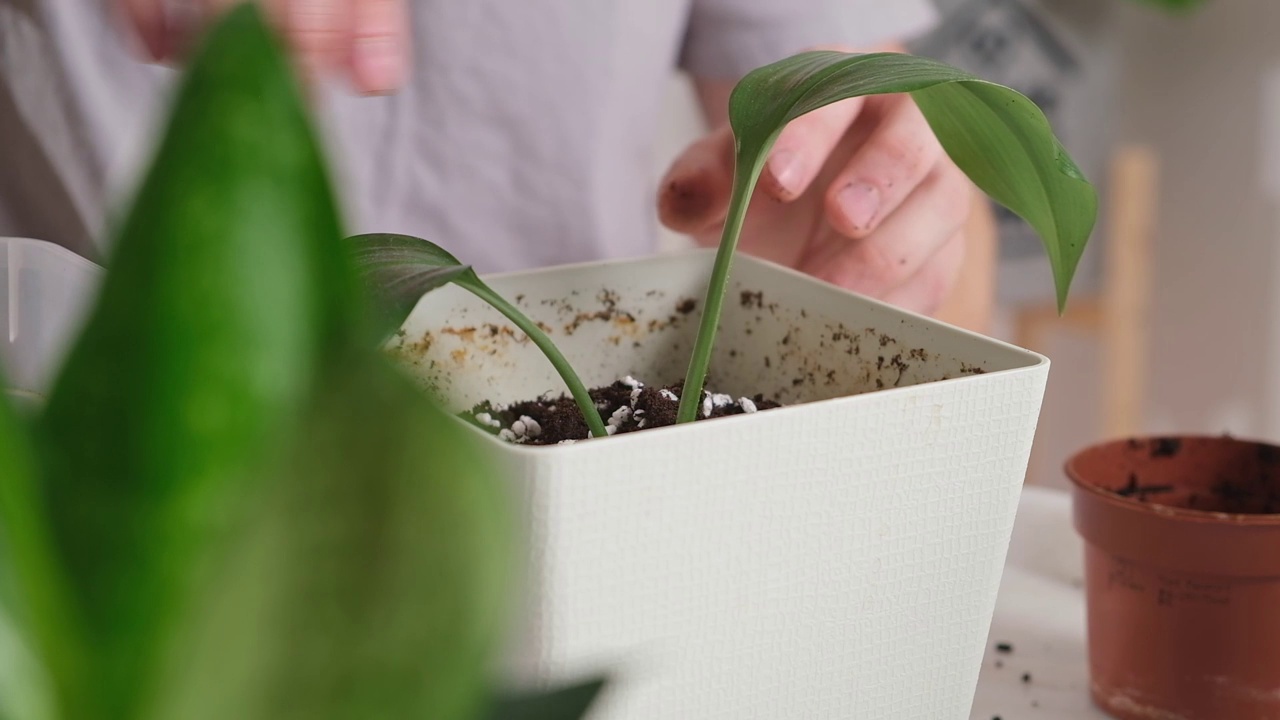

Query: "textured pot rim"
left=456, top=249, right=1048, bottom=456
left=1065, top=435, right=1280, bottom=528
left=1, top=236, right=104, bottom=274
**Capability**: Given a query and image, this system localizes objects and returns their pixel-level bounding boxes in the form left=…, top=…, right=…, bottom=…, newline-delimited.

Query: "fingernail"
left=838, top=183, right=880, bottom=231
left=769, top=151, right=803, bottom=197
left=353, top=37, right=403, bottom=94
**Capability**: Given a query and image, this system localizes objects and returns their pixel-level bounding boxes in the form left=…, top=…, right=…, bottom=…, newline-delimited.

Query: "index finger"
left=348, top=0, right=409, bottom=94
left=281, top=0, right=352, bottom=81
left=763, top=95, right=865, bottom=202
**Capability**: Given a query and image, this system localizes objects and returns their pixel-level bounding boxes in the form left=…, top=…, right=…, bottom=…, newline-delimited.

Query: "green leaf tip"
left=349, top=233, right=476, bottom=335
left=349, top=233, right=609, bottom=439
left=488, top=677, right=608, bottom=720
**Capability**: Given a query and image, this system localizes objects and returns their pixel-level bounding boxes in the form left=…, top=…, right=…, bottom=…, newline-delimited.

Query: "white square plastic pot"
left=0, top=238, right=102, bottom=412
left=396, top=249, right=1049, bottom=720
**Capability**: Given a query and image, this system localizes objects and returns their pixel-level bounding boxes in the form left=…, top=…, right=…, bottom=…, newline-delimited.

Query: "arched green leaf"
left=678, top=51, right=1098, bottom=422
left=488, top=677, right=608, bottom=720
left=350, top=232, right=476, bottom=334
left=350, top=233, right=608, bottom=438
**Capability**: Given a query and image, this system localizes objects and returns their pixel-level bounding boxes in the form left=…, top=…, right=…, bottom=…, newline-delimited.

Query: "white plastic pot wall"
left=0, top=237, right=102, bottom=412
left=398, top=249, right=1049, bottom=720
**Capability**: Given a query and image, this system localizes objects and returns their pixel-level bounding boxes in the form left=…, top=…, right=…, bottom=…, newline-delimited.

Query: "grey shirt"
left=0, top=0, right=935, bottom=271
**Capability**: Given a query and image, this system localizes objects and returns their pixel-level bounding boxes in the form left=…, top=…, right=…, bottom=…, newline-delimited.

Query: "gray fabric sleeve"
left=679, top=0, right=939, bottom=81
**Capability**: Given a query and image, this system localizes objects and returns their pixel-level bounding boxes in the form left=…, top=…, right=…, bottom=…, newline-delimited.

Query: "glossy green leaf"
left=0, top=392, right=64, bottom=720
left=677, top=51, right=1097, bottom=422
left=488, top=678, right=607, bottom=720
left=37, top=5, right=359, bottom=717
left=145, top=354, right=511, bottom=720
left=351, top=232, right=475, bottom=333
left=351, top=233, right=608, bottom=439
left=1130, top=0, right=1205, bottom=11
left=0, top=609, right=52, bottom=720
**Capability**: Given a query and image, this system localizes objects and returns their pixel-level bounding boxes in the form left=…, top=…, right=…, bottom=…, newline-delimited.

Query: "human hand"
left=658, top=51, right=975, bottom=317
left=116, top=0, right=409, bottom=94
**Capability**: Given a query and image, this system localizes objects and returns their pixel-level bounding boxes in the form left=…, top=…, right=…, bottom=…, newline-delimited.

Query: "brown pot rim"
left=1066, top=435, right=1280, bottom=577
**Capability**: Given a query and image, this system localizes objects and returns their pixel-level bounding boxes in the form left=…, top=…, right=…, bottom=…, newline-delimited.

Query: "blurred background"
left=657, top=0, right=1280, bottom=489
left=4, top=0, right=1275, bottom=491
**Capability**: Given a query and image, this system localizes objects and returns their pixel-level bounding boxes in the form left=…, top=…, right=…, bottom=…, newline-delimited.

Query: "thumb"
left=657, top=124, right=734, bottom=237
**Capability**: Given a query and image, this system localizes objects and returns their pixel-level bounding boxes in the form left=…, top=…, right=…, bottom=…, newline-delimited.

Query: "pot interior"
left=394, top=251, right=1042, bottom=413
left=1068, top=436, right=1280, bottom=516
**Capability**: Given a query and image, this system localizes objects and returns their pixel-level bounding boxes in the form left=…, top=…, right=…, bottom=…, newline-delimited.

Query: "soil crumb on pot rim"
left=463, top=376, right=781, bottom=445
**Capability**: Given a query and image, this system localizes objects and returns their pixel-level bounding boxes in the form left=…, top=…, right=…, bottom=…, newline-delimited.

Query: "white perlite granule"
left=622, top=375, right=645, bottom=404
left=605, top=405, right=633, bottom=436
left=482, top=376, right=775, bottom=444
left=511, top=415, right=541, bottom=439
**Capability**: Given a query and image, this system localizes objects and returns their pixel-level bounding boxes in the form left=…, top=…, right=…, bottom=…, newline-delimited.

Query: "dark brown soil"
left=1150, top=437, right=1182, bottom=458
left=1114, top=473, right=1175, bottom=501
left=1116, top=478, right=1280, bottom=514
left=1109, top=437, right=1280, bottom=514
left=464, top=377, right=781, bottom=445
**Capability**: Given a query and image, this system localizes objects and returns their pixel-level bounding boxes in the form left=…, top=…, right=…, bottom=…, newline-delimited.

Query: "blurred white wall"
left=1028, top=0, right=1280, bottom=489
left=1116, top=0, right=1280, bottom=438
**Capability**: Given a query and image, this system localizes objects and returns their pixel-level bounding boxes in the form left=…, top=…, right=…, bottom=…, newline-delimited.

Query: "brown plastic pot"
left=1066, top=436, right=1280, bottom=720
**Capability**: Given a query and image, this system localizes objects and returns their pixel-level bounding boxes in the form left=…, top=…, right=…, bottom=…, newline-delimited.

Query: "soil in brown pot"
left=1103, top=436, right=1280, bottom=514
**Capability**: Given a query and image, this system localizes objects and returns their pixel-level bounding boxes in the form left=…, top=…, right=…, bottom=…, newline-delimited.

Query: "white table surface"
left=969, top=486, right=1109, bottom=720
